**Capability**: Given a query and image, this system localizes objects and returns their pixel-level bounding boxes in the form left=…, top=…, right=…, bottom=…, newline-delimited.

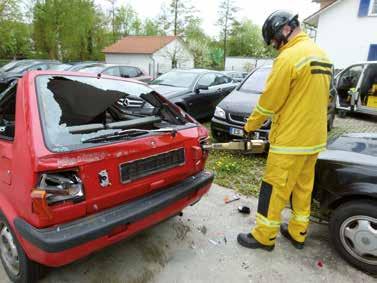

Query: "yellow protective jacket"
left=244, top=32, right=332, bottom=155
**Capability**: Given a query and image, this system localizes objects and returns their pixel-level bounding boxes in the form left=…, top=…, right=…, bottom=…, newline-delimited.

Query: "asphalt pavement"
left=0, top=184, right=374, bottom=283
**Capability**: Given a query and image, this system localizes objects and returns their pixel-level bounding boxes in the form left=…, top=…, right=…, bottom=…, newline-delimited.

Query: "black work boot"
left=280, top=223, right=304, bottom=250
left=237, top=233, right=275, bottom=251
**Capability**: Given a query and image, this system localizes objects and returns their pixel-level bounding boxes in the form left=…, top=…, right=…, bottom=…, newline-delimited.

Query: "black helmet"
left=262, top=10, right=299, bottom=47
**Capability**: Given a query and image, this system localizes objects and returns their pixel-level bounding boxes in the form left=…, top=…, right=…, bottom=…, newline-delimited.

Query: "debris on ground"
left=241, top=261, right=249, bottom=270
left=224, top=195, right=241, bottom=204
left=238, top=206, right=251, bottom=214
left=209, top=239, right=219, bottom=246
left=316, top=260, right=324, bottom=268
left=197, top=225, right=207, bottom=235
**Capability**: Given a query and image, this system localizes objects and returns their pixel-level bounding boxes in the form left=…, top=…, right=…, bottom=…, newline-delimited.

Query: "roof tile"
left=103, top=36, right=177, bottom=54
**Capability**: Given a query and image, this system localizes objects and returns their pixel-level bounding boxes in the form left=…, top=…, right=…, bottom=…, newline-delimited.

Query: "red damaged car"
left=0, top=71, right=213, bottom=282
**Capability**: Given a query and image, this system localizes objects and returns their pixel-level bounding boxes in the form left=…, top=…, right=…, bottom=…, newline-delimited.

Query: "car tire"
left=0, top=213, right=43, bottom=283
left=329, top=200, right=377, bottom=275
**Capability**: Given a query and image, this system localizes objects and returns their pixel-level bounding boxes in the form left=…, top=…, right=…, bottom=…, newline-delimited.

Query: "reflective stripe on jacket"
left=244, top=32, right=332, bottom=155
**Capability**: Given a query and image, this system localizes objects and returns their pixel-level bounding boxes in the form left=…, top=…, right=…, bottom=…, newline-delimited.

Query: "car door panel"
left=186, top=73, right=220, bottom=119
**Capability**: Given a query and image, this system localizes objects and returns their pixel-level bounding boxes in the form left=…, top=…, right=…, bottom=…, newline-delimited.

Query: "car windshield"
left=78, top=66, right=106, bottom=73
left=151, top=71, right=199, bottom=88
left=36, top=75, right=159, bottom=152
left=239, top=67, right=271, bottom=94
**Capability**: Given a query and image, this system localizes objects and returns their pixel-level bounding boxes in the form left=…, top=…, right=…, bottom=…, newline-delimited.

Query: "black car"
left=314, top=133, right=377, bottom=274
left=149, top=69, right=238, bottom=120
left=222, top=71, right=249, bottom=83
left=211, top=66, right=336, bottom=141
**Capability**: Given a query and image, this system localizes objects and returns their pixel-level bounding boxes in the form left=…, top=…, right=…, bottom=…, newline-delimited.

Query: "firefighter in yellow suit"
left=237, top=11, right=332, bottom=251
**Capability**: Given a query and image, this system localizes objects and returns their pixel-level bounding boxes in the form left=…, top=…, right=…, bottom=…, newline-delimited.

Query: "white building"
left=103, top=36, right=194, bottom=78
left=305, top=0, right=377, bottom=69
left=225, top=56, right=273, bottom=72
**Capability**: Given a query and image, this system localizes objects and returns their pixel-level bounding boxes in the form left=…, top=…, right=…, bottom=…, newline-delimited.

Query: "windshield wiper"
left=82, top=129, right=149, bottom=144
left=81, top=128, right=178, bottom=144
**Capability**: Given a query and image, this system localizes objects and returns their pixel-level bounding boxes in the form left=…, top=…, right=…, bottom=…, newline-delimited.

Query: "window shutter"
left=358, top=0, right=371, bottom=16
left=368, top=44, right=377, bottom=61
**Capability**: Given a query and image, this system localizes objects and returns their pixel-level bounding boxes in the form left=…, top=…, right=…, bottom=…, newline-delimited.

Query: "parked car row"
left=211, top=65, right=336, bottom=142
left=0, top=60, right=153, bottom=92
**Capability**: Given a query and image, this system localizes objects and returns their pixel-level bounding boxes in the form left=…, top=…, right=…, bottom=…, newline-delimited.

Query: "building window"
left=370, top=0, right=377, bottom=15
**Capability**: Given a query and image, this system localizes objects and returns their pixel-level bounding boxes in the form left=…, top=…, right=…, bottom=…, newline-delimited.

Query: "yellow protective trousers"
left=251, top=152, right=319, bottom=246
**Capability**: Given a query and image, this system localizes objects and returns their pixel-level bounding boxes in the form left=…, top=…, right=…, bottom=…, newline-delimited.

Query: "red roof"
left=103, top=36, right=177, bottom=54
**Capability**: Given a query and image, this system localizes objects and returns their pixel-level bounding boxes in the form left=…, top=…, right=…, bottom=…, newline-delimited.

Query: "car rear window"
left=36, top=75, right=156, bottom=152
left=328, top=134, right=377, bottom=157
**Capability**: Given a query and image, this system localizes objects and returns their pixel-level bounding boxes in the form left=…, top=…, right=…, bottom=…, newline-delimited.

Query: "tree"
left=114, top=4, right=140, bottom=37
left=184, top=18, right=211, bottom=68
left=216, top=0, right=238, bottom=67
left=33, top=0, right=108, bottom=61
left=227, top=19, right=277, bottom=59
left=106, top=0, right=117, bottom=42
left=143, top=18, right=162, bottom=36
left=0, top=0, right=32, bottom=58
left=158, top=0, right=198, bottom=38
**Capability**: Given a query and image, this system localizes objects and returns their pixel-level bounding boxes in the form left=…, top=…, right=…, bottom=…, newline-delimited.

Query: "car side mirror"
left=196, top=84, right=209, bottom=93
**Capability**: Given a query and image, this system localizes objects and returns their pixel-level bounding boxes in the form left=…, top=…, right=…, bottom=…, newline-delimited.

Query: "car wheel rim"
left=0, top=222, right=20, bottom=276
left=340, top=215, right=377, bottom=265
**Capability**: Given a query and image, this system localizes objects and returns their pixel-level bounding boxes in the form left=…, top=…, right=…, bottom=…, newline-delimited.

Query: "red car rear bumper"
left=15, top=171, right=213, bottom=267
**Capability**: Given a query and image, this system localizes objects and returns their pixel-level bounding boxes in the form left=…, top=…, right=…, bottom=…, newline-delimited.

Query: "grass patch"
left=206, top=149, right=266, bottom=196
left=203, top=122, right=266, bottom=196
left=203, top=121, right=352, bottom=197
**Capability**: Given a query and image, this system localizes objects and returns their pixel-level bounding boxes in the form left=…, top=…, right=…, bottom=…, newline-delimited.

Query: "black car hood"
left=149, top=84, right=189, bottom=99
left=319, top=133, right=377, bottom=166
left=217, top=89, right=260, bottom=114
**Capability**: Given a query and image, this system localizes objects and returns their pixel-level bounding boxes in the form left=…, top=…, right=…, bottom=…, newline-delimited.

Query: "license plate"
left=229, top=127, right=244, bottom=137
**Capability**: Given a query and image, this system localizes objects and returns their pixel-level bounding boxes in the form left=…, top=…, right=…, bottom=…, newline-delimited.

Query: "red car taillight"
left=31, top=170, right=84, bottom=219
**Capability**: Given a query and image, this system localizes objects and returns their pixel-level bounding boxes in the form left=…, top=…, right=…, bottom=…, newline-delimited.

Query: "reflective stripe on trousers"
left=251, top=152, right=319, bottom=246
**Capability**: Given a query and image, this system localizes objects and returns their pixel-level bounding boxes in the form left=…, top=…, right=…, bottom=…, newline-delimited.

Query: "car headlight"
left=214, top=107, right=226, bottom=119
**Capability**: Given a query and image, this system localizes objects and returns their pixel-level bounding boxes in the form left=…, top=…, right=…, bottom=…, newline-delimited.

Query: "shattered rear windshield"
left=36, top=75, right=156, bottom=152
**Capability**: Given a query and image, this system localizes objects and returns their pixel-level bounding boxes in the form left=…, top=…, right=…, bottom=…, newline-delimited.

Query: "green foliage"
left=114, top=4, right=141, bottom=38
left=32, top=0, right=108, bottom=61
left=0, top=0, right=278, bottom=64
left=216, top=0, right=239, bottom=67
left=228, top=20, right=277, bottom=58
left=0, top=0, right=32, bottom=58
left=158, top=0, right=199, bottom=38
left=142, top=18, right=164, bottom=36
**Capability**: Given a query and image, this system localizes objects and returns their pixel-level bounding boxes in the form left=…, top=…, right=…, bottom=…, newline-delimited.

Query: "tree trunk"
left=174, top=0, right=178, bottom=36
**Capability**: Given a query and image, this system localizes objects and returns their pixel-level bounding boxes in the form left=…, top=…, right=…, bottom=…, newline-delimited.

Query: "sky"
left=99, top=0, right=320, bottom=37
